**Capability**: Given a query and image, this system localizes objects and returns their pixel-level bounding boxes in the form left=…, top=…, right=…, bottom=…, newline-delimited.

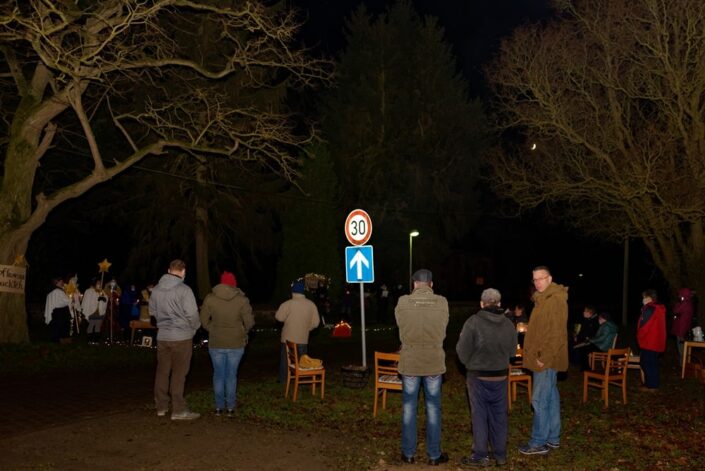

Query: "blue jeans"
left=528, top=369, right=560, bottom=448
left=640, top=349, right=660, bottom=389
left=209, top=347, right=245, bottom=410
left=466, top=376, right=508, bottom=460
left=401, top=375, right=442, bottom=460
left=279, top=342, right=307, bottom=383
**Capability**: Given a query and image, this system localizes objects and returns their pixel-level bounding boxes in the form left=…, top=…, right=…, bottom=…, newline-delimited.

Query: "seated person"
left=571, top=305, right=600, bottom=364
left=573, top=312, right=618, bottom=371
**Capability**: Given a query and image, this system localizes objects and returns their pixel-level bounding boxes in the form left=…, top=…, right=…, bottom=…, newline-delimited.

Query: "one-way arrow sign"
left=345, top=245, right=374, bottom=283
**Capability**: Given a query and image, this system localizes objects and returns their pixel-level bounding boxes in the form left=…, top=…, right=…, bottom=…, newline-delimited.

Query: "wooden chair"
left=373, top=351, right=402, bottom=417
left=508, top=347, right=532, bottom=411
left=627, top=352, right=645, bottom=383
left=284, top=340, right=325, bottom=402
left=583, top=347, right=629, bottom=407
left=588, top=334, right=618, bottom=370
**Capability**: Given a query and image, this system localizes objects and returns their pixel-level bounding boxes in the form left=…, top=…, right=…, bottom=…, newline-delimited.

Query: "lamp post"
left=409, top=230, right=419, bottom=292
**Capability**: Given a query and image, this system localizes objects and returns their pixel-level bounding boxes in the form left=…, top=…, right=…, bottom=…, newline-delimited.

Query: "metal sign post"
left=344, top=209, right=374, bottom=368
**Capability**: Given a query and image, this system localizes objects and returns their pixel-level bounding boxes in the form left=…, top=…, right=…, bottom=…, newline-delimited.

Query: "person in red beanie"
left=200, top=271, right=254, bottom=417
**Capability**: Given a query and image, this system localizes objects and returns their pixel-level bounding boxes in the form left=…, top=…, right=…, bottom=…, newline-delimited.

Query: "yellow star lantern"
left=13, top=254, right=27, bottom=267
left=98, top=258, right=112, bottom=273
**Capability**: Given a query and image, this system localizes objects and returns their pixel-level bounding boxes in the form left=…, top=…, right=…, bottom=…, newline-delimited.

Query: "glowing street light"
left=409, top=230, right=419, bottom=292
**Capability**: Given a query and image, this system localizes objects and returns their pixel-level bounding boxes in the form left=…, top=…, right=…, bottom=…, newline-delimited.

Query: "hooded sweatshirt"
left=150, top=273, right=200, bottom=341
left=523, top=282, right=569, bottom=372
left=456, top=306, right=518, bottom=377
left=200, top=284, right=254, bottom=349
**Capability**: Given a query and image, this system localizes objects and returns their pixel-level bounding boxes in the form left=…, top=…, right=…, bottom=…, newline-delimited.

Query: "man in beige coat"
left=275, top=279, right=320, bottom=383
left=395, top=269, right=449, bottom=466
left=518, top=266, right=569, bottom=456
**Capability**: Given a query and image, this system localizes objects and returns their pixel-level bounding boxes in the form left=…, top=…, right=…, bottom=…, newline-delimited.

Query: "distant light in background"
left=578, top=273, right=584, bottom=278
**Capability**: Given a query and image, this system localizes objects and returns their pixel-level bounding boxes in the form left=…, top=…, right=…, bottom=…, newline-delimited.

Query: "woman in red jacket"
left=637, top=289, right=666, bottom=391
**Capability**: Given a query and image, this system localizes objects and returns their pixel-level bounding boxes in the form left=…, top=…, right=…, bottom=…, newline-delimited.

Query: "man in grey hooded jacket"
left=456, top=288, right=517, bottom=467
left=151, top=259, right=201, bottom=420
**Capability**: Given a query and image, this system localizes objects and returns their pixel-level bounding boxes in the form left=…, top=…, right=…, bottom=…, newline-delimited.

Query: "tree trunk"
left=0, top=229, right=32, bottom=343
left=194, top=162, right=210, bottom=300
left=194, top=205, right=210, bottom=300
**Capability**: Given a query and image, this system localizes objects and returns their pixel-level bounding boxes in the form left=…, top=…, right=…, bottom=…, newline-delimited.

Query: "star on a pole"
left=98, top=258, right=112, bottom=273
left=13, top=254, right=27, bottom=267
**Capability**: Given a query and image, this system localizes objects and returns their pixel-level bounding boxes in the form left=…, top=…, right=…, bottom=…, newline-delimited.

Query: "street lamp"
left=409, top=230, right=419, bottom=292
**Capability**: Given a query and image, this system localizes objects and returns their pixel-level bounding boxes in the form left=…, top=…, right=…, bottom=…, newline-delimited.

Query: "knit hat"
left=220, top=271, right=237, bottom=287
left=291, top=280, right=305, bottom=294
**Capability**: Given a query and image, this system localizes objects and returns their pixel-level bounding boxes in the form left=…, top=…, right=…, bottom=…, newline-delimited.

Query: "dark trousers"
left=279, top=342, right=307, bottom=383
left=154, top=339, right=193, bottom=413
left=574, top=343, right=600, bottom=371
left=640, top=349, right=660, bottom=389
left=466, top=375, right=509, bottom=461
left=50, top=307, right=71, bottom=343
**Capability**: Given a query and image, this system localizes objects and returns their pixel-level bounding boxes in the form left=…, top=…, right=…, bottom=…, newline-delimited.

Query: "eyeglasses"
left=532, top=276, right=549, bottom=283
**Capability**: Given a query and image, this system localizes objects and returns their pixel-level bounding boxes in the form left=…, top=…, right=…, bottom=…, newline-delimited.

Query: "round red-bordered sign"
left=345, top=209, right=373, bottom=245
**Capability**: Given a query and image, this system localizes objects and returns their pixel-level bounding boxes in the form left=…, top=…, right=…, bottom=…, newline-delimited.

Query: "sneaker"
left=495, top=456, right=508, bottom=466
left=171, top=410, right=201, bottom=421
left=427, top=452, right=449, bottom=466
left=517, top=444, right=549, bottom=455
left=226, top=409, right=235, bottom=418
left=214, top=408, right=223, bottom=417
left=156, top=409, right=167, bottom=417
left=400, top=454, right=415, bottom=464
left=546, top=442, right=560, bottom=449
left=461, top=455, right=490, bottom=467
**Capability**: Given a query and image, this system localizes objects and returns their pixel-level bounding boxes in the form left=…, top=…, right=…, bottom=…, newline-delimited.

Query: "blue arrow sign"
left=345, top=245, right=374, bottom=283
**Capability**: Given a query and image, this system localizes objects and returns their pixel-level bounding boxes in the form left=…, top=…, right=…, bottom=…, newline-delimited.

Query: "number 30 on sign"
left=345, top=209, right=373, bottom=246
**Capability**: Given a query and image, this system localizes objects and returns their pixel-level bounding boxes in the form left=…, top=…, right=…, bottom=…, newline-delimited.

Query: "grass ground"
left=2, top=312, right=705, bottom=470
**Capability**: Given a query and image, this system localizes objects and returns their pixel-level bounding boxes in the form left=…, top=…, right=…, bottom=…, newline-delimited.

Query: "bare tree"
left=0, top=0, right=330, bottom=342
left=486, top=0, right=705, bottom=322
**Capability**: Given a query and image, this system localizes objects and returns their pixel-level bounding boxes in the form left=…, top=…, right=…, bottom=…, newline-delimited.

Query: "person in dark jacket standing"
left=395, top=269, right=449, bottom=466
left=151, top=259, right=201, bottom=420
left=456, top=288, right=517, bottom=467
left=200, top=271, right=254, bottom=417
left=671, top=287, right=694, bottom=364
left=637, top=289, right=666, bottom=391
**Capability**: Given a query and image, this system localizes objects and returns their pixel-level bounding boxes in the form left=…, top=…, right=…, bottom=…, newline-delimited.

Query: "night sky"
left=26, top=0, right=668, bottom=323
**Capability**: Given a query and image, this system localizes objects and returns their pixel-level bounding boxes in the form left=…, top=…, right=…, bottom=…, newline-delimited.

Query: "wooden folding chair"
left=588, top=334, right=618, bottom=370
left=583, top=347, right=629, bottom=407
left=373, top=351, right=402, bottom=417
left=284, top=340, right=325, bottom=402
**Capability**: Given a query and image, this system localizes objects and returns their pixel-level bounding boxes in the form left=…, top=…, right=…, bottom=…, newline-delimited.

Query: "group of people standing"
left=394, top=265, right=568, bottom=466
left=43, top=275, right=156, bottom=344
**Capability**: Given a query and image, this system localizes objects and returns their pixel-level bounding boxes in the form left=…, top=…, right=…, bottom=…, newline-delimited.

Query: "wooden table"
left=129, top=320, right=157, bottom=346
left=681, top=340, right=705, bottom=379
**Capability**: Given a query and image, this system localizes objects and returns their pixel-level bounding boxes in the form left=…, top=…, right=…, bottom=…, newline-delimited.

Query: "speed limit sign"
left=345, top=209, right=373, bottom=246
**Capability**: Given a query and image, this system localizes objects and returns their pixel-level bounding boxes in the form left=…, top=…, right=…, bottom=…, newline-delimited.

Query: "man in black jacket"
left=456, top=288, right=518, bottom=467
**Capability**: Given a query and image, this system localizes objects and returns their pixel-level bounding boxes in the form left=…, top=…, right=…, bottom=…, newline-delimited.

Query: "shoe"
left=495, top=456, right=507, bottom=466
left=639, top=386, right=658, bottom=393
left=214, top=408, right=223, bottom=417
left=546, top=442, right=560, bottom=449
left=517, top=444, right=549, bottom=455
left=460, top=455, right=490, bottom=467
left=400, top=454, right=415, bottom=464
left=171, top=410, right=201, bottom=421
left=226, top=409, right=235, bottom=418
left=156, top=409, right=167, bottom=417
left=427, top=452, right=449, bottom=466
